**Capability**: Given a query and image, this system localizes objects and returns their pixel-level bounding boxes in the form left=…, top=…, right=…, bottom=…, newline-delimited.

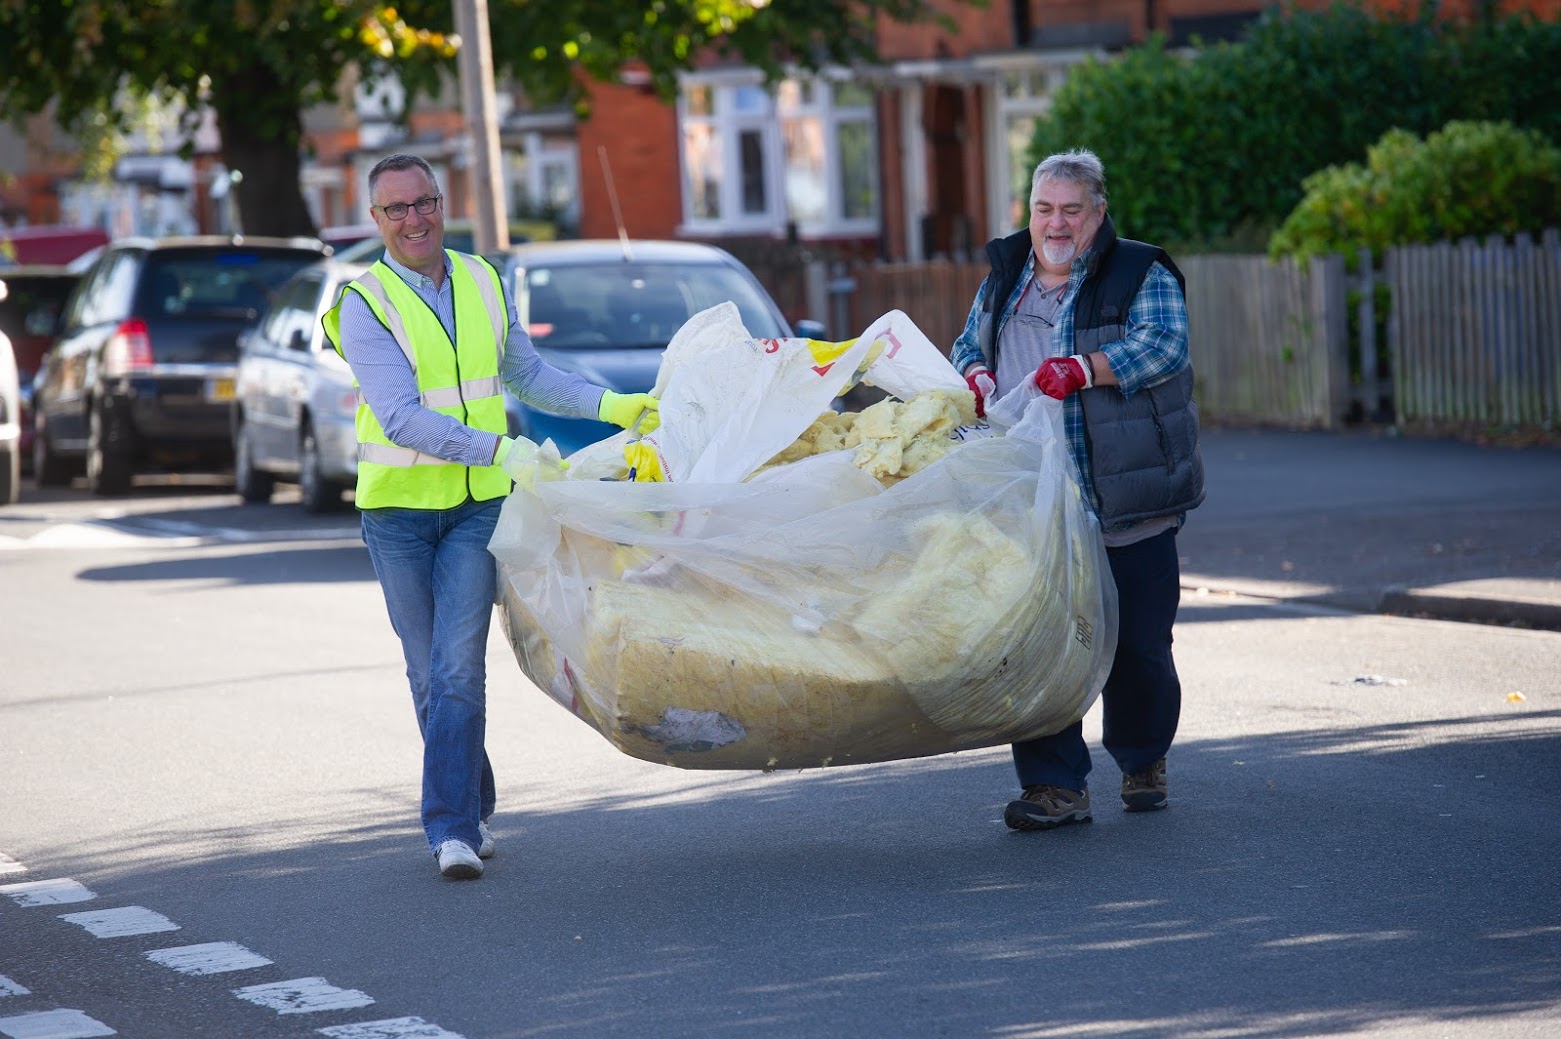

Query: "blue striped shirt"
left=949, top=247, right=1189, bottom=523
left=335, top=250, right=604, bottom=466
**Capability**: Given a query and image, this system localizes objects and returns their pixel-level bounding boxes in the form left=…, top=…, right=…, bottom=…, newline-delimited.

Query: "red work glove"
left=964, top=365, right=997, bottom=419
left=1034, top=355, right=1094, bottom=400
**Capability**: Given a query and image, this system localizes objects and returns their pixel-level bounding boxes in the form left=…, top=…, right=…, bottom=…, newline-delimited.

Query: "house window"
left=990, top=63, right=1079, bottom=236
left=503, top=131, right=579, bottom=230
left=678, top=71, right=879, bottom=237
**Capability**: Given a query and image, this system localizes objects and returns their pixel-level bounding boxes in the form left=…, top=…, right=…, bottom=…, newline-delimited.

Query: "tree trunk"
left=211, top=61, right=319, bottom=239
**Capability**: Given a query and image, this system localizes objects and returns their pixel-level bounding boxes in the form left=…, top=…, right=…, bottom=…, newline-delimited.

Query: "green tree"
left=0, top=0, right=953, bottom=237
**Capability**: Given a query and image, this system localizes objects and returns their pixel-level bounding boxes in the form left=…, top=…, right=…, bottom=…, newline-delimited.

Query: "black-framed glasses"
left=375, top=194, right=442, bottom=220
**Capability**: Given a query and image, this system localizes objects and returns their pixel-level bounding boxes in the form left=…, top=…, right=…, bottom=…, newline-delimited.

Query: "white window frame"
left=981, top=53, right=1095, bottom=243
left=677, top=68, right=880, bottom=239
left=504, top=131, right=580, bottom=227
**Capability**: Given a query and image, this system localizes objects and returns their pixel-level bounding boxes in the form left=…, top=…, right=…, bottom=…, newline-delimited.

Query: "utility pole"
left=452, top=0, right=509, bottom=254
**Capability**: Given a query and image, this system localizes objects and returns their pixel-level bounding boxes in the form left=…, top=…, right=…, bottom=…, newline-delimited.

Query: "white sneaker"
left=478, top=820, right=495, bottom=860
left=435, top=839, right=483, bottom=880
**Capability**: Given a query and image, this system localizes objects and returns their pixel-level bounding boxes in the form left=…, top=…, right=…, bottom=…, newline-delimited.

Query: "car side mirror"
left=288, top=329, right=310, bottom=352
left=793, top=318, right=828, bottom=340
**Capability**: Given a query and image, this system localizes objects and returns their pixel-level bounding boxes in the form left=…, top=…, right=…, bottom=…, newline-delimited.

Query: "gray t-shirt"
left=994, top=276, right=1068, bottom=394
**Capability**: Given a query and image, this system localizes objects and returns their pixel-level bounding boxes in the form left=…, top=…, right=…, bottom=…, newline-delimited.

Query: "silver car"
left=231, top=260, right=366, bottom=512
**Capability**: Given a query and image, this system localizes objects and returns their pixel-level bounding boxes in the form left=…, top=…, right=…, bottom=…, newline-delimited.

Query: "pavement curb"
left=1378, top=586, right=1561, bottom=632
left=1181, top=576, right=1561, bottom=633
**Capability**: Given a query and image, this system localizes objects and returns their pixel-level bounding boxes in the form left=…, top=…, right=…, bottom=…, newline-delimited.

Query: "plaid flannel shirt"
left=949, top=247, right=1189, bottom=526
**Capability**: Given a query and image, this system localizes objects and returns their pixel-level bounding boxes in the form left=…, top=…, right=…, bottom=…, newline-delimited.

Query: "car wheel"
left=0, top=443, right=18, bottom=506
left=298, top=424, right=344, bottom=514
left=32, top=415, right=75, bottom=488
left=233, top=418, right=275, bottom=504
left=86, top=401, right=132, bottom=497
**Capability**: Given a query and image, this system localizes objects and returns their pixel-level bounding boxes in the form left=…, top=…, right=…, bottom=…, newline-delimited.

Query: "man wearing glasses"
left=324, top=153, right=658, bottom=880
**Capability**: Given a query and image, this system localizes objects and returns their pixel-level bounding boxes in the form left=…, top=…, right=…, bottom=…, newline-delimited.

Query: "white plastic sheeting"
left=490, top=305, right=1116, bottom=770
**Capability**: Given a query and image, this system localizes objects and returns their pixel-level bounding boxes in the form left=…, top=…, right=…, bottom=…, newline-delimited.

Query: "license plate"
left=206, top=377, right=236, bottom=402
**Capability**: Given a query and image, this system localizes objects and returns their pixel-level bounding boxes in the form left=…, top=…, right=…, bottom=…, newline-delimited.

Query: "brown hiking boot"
left=1004, top=785, right=1092, bottom=831
left=1121, top=759, right=1168, bottom=812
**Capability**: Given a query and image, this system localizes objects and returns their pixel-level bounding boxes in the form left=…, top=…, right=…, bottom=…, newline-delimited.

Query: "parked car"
left=0, top=323, right=19, bottom=505
left=497, top=239, right=825, bottom=454
left=0, top=265, right=83, bottom=472
left=231, top=259, right=367, bottom=512
left=31, top=235, right=330, bottom=495
left=318, top=223, right=379, bottom=253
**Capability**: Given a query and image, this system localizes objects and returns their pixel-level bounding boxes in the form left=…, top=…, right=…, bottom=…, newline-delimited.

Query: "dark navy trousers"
left=1011, top=528, right=1183, bottom=790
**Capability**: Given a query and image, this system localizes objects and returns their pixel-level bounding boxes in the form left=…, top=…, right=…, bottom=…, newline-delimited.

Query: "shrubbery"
left=1029, top=4, right=1561, bottom=250
left=1268, top=121, right=1561, bottom=265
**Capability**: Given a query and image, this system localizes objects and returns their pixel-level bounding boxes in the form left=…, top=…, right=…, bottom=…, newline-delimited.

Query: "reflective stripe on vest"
left=321, top=250, right=512, bottom=508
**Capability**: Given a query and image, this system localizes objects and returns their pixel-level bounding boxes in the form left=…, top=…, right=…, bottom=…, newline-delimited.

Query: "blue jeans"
left=361, top=498, right=501, bottom=854
left=1012, top=528, right=1183, bottom=790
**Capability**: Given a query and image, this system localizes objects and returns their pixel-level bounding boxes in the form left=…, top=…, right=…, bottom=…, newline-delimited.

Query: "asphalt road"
left=1, top=441, right=1559, bottom=1039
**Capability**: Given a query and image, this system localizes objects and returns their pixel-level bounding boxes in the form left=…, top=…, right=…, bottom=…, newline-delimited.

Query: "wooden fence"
left=777, top=228, right=1560, bottom=433
left=1179, top=253, right=1349, bottom=427
left=1388, top=230, right=1561, bottom=433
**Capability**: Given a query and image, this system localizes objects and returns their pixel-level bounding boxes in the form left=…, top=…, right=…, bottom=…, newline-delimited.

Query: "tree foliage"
left=1268, top=121, right=1561, bottom=265
left=0, top=0, right=953, bottom=236
left=1029, top=4, right=1561, bottom=251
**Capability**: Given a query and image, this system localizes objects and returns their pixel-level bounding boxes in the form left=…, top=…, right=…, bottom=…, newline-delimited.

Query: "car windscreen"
left=523, top=262, right=788, bottom=348
left=132, top=250, right=324, bottom=322
left=0, top=274, right=79, bottom=339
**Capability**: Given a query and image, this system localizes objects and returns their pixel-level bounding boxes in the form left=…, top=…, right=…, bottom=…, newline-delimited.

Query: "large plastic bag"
left=490, top=304, right=1117, bottom=770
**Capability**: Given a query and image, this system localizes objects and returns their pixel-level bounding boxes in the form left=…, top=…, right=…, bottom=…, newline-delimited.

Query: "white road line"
left=0, top=520, right=358, bottom=551
left=0, top=855, right=26, bottom=876
left=0, top=879, right=95, bottom=907
left=145, top=942, right=273, bottom=975
left=318, top=1017, right=465, bottom=1038
left=0, top=1008, right=117, bottom=1039
left=9, top=524, right=189, bottom=550
left=56, top=907, right=179, bottom=938
left=232, top=978, right=375, bottom=1014
left=0, top=977, right=29, bottom=998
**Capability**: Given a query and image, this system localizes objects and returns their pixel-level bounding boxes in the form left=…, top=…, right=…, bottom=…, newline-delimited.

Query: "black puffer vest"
left=978, top=217, right=1205, bottom=527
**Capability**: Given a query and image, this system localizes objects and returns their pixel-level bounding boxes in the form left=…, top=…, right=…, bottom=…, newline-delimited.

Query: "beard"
left=1041, top=237, right=1077, bottom=267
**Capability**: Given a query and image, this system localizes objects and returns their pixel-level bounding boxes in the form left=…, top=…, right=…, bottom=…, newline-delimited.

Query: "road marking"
left=57, top=907, right=179, bottom=938
left=0, top=854, right=26, bottom=876
left=0, top=879, right=95, bottom=907
left=0, top=1009, right=116, bottom=1038
left=0, top=519, right=359, bottom=551
left=318, top=1017, right=465, bottom=1038
left=232, top=978, right=375, bottom=1014
left=2, top=524, right=186, bottom=550
left=0, top=978, right=29, bottom=998
left=145, top=942, right=273, bottom=975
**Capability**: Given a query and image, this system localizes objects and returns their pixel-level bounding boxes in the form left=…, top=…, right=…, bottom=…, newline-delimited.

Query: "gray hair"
left=367, top=153, right=439, bottom=202
left=1030, top=149, right=1107, bottom=210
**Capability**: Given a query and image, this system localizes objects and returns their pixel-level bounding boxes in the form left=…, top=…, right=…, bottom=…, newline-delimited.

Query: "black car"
left=31, top=236, right=329, bottom=495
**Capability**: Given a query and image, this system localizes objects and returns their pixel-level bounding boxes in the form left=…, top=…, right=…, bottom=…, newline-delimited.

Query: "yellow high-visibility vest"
left=323, top=251, right=511, bottom=509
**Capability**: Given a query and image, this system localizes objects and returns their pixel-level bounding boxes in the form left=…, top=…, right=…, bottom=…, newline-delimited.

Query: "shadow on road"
left=73, top=544, right=375, bottom=586
left=12, top=707, right=1559, bottom=1039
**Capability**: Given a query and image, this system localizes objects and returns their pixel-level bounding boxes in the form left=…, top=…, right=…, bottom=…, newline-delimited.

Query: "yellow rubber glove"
left=494, top=435, right=569, bottom=489
left=599, top=390, right=660, bottom=434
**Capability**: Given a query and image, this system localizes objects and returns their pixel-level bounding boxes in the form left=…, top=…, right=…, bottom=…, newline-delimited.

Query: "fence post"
left=1355, top=247, right=1384, bottom=423
left=803, top=259, right=828, bottom=332
left=825, top=261, right=857, bottom=342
